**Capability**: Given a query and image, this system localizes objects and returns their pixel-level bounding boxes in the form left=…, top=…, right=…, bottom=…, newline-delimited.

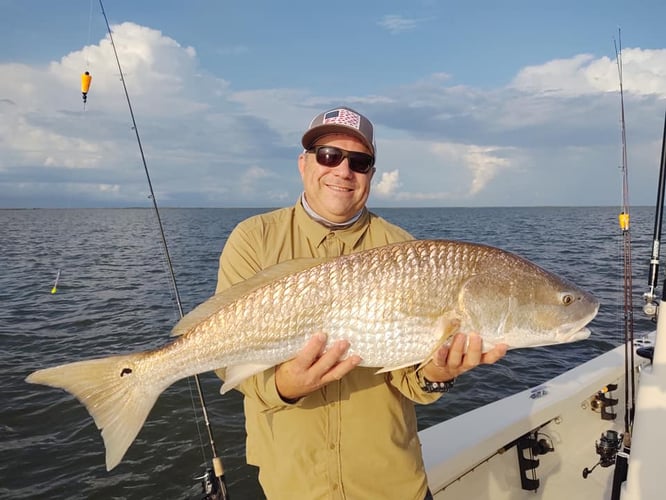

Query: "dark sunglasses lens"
left=312, top=146, right=374, bottom=173
left=348, top=154, right=373, bottom=173
left=316, top=147, right=344, bottom=167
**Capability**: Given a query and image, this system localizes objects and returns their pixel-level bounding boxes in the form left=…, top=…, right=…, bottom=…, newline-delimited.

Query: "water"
left=0, top=206, right=656, bottom=499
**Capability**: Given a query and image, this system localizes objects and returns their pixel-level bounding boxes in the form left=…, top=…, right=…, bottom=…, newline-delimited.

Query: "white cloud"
left=242, top=165, right=272, bottom=182
left=52, top=22, right=201, bottom=103
left=97, top=184, right=121, bottom=193
left=451, top=145, right=513, bottom=196
left=0, top=112, right=105, bottom=170
left=374, top=170, right=401, bottom=197
left=511, top=48, right=666, bottom=97
left=372, top=141, right=515, bottom=203
left=377, top=15, right=424, bottom=34
left=239, top=165, right=277, bottom=195
left=2, top=21, right=666, bottom=208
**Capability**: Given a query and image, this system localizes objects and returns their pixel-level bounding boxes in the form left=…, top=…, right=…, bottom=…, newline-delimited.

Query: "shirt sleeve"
left=216, top=223, right=262, bottom=293
left=388, top=366, right=444, bottom=404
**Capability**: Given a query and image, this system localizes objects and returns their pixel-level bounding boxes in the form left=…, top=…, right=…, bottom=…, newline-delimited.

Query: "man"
left=216, top=106, right=507, bottom=499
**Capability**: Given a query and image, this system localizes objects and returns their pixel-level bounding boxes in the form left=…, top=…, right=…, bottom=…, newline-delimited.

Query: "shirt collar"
left=300, top=193, right=364, bottom=229
left=295, top=196, right=371, bottom=249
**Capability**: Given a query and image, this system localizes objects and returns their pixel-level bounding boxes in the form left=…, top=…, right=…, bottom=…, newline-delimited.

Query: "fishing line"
left=86, top=0, right=93, bottom=68
left=51, top=269, right=61, bottom=294
left=80, top=0, right=95, bottom=110
left=614, top=28, right=636, bottom=436
left=148, top=236, right=215, bottom=470
left=52, top=1, right=97, bottom=293
left=97, top=2, right=230, bottom=497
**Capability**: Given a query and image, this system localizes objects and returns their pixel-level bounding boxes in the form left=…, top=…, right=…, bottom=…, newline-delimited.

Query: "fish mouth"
left=558, top=326, right=592, bottom=343
left=555, top=302, right=599, bottom=343
left=500, top=301, right=599, bottom=350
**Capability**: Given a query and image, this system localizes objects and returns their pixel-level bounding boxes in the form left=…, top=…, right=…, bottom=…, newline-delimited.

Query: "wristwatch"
left=420, top=376, right=456, bottom=393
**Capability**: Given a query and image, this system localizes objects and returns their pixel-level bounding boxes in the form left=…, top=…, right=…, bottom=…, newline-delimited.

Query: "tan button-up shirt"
left=216, top=201, right=441, bottom=500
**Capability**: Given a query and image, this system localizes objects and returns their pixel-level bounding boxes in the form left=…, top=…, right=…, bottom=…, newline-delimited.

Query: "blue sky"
left=1, top=0, right=666, bottom=208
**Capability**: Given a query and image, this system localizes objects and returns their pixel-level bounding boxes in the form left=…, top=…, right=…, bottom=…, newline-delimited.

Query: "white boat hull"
left=420, top=338, right=652, bottom=499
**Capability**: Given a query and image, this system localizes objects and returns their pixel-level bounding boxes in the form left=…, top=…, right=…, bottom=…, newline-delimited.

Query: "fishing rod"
left=613, top=31, right=636, bottom=437
left=593, top=32, right=636, bottom=499
left=97, top=2, right=230, bottom=498
left=644, top=110, right=666, bottom=313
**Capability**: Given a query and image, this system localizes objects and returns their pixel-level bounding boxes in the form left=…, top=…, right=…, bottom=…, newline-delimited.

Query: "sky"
left=1, top=0, right=666, bottom=208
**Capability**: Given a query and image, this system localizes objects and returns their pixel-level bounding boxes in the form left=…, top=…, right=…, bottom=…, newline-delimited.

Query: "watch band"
left=421, top=377, right=455, bottom=393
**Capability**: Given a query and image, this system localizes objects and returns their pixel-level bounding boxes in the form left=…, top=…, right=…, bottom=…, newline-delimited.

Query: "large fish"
left=26, top=239, right=598, bottom=470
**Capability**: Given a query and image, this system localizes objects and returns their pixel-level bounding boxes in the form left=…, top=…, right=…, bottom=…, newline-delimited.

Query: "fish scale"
left=26, top=239, right=598, bottom=471
left=205, top=242, right=446, bottom=367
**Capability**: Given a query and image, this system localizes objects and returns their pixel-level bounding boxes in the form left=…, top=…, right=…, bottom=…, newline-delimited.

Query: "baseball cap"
left=301, top=107, right=375, bottom=156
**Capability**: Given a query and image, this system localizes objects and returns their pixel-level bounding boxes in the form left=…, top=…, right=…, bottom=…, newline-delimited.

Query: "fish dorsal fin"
left=171, top=257, right=329, bottom=336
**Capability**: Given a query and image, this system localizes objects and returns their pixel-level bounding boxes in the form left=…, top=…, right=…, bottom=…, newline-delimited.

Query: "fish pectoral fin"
left=415, top=317, right=462, bottom=371
left=171, top=257, right=328, bottom=337
left=375, top=318, right=463, bottom=374
left=220, top=363, right=274, bottom=394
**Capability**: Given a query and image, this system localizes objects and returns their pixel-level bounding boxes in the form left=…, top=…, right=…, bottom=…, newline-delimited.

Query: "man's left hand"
left=420, top=333, right=507, bottom=383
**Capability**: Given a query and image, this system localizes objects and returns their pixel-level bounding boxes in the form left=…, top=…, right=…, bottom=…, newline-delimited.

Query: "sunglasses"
left=306, top=145, right=375, bottom=174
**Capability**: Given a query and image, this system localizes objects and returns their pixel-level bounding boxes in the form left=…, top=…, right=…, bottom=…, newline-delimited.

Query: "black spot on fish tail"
left=120, top=368, right=132, bottom=377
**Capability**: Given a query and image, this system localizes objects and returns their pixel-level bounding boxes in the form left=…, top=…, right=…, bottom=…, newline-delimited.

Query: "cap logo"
left=323, top=109, right=361, bottom=130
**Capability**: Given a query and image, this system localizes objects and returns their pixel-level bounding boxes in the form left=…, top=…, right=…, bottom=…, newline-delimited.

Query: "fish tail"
left=26, top=353, right=159, bottom=471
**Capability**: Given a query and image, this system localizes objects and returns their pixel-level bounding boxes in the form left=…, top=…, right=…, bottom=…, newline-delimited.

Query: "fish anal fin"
left=220, top=363, right=274, bottom=394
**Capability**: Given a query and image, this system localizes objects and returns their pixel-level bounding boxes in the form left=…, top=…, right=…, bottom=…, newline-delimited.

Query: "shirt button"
left=329, top=443, right=335, bottom=450
left=332, top=484, right=338, bottom=490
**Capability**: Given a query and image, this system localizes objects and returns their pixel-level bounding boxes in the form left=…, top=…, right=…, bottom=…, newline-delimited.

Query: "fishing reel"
left=643, top=295, right=658, bottom=320
left=197, top=468, right=229, bottom=500
left=582, top=429, right=624, bottom=478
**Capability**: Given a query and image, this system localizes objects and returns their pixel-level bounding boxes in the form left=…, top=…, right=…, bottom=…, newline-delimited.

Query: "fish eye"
left=561, top=294, right=574, bottom=305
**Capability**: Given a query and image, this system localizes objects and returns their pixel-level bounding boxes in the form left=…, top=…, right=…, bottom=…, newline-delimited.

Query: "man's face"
left=298, top=134, right=375, bottom=223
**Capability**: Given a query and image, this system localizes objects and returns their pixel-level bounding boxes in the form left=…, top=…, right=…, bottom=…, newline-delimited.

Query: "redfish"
left=26, top=239, right=598, bottom=470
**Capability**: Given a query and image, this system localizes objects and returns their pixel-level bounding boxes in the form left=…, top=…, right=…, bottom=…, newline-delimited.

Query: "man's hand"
left=420, top=333, right=508, bottom=383
left=275, top=332, right=362, bottom=402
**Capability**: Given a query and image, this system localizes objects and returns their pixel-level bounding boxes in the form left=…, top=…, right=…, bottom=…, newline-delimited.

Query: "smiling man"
left=215, top=106, right=507, bottom=499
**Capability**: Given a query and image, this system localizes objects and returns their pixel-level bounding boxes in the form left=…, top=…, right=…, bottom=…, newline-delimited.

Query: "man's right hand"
left=275, top=332, right=362, bottom=402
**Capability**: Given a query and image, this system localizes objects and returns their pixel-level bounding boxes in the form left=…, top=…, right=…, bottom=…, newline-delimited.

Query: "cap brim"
left=302, top=125, right=374, bottom=155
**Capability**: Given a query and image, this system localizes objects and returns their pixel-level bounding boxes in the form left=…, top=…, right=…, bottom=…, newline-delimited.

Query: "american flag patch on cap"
left=302, top=106, right=375, bottom=155
left=323, top=109, right=361, bottom=130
